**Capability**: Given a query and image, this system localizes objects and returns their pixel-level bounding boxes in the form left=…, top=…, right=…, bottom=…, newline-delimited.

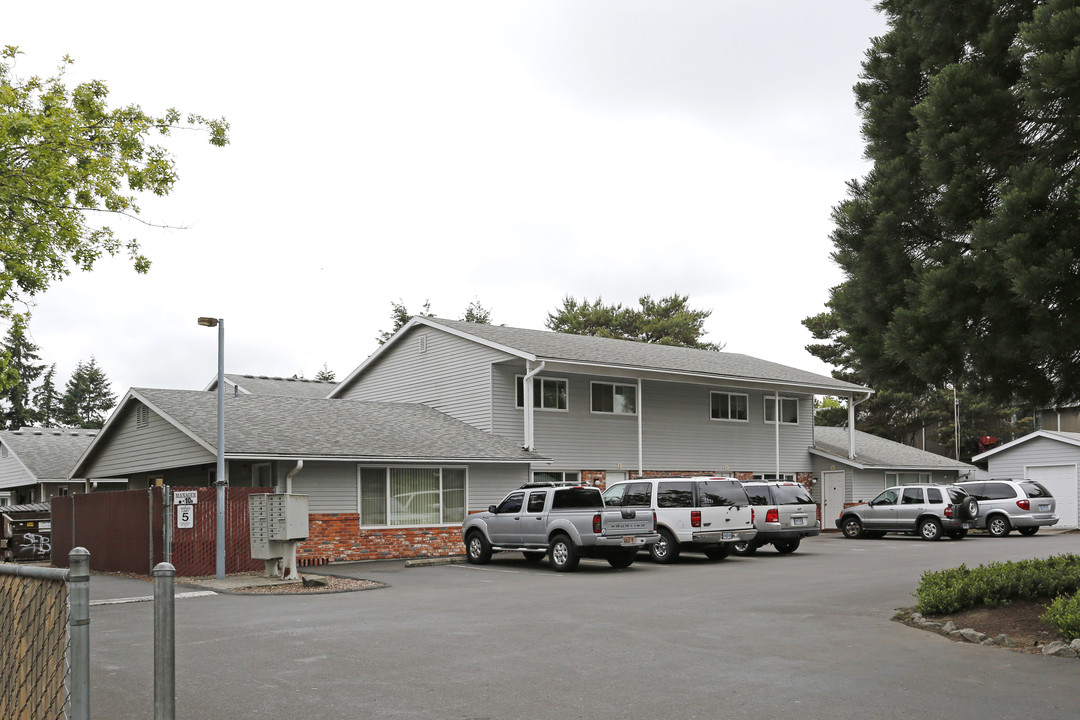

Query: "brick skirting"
left=299, top=513, right=464, bottom=563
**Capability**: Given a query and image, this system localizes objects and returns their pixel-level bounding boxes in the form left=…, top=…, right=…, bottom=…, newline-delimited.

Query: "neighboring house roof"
left=811, top=427, right=975, bottom=472
left=0, top=428, right=98, bottom=483
left=205, top=374, right=337, bottom=399
left=334, top=317, right=872, bottom=397
left=971, top=430, right=1080, bottom=462
left=72, top=389, right=547, bottom=476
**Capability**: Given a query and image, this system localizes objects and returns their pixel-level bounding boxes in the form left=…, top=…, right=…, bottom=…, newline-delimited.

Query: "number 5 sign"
left=177, top=504, right=194, bottom=529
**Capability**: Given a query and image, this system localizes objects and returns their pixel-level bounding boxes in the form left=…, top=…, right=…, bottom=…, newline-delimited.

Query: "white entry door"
left=1027, top=464, right=1078, bottom=529
left=821, top=470, right=846, bottom=529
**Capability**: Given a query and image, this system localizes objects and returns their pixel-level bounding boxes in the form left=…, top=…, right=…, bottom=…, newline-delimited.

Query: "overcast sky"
left=7, top=1, right=888, bottom=398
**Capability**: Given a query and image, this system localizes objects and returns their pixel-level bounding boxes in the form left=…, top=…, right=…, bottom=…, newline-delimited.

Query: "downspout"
left=848, top=392, right=872, bottom=459
left=775, top=391, right=780, bottom=480
left=521, top=361, right=546, bottom=451
left=637, top=378, right=643, bottom=479
left=285, top=460, right=304, bottom=494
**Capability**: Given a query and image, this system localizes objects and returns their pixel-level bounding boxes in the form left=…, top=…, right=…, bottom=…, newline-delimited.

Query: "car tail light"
left=653, top=511, right=657, bottom=531
left=944, top=505, right=954, bottom=518
left=765, top=508, right=779, bottom=523
left=751, top=508, right=755, bottom=524
left=691, top=510, right=701, bottom=528
left=1017, top=499, right=1030, bottom=511
left=593, top=513, right=602, bottom=533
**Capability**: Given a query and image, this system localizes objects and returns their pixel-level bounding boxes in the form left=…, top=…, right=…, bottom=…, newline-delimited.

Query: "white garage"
left=973, top=431, right=1080, bottom=530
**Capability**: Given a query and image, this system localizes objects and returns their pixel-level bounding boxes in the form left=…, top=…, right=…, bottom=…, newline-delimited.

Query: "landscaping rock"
left=942, top=621, right=957, bottom=634
left=1041, top=641, right=1078, bottom=658
left=959, top=628, right=988, bottom=643
left=995, top=634, right=1015, bottom=648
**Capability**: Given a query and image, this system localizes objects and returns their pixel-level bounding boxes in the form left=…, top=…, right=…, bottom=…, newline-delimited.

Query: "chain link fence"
left=0, top=550, right=90, bottom=720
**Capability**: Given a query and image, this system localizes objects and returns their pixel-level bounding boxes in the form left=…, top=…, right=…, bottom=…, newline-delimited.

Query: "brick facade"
left=300, top=513, right=465, bottom=563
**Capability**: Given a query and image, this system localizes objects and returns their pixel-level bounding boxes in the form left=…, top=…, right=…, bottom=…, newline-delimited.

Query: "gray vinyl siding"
left=491, top=364, right=814, bottom=473
left=466, top=463, right=530, bottom=512
left=984, top=436, right=1080, bottom=478
left=287, top=461, right=358, bottom=513
left=338, top=326, right=513, bottom=432
left=81, top=404, right=213, bottom=479
left=0, top=451, right=34, bottom=489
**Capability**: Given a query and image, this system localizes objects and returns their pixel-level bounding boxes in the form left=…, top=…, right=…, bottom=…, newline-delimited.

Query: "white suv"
left=602, top=476, right=756, bottom=563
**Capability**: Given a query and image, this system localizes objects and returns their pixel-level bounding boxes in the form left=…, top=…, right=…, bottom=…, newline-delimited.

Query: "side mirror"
left=488, top=505, right=498, bottom=513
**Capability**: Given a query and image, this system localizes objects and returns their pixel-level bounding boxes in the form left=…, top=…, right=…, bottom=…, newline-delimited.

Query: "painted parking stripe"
left=90, top=591, right=217, bottom=606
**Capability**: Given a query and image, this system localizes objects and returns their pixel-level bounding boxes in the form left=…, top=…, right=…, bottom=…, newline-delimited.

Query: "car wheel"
left=841, top=516, right=864, bottom=539
left=959, top=497, right=979, bottom=522
left=773, top=539, right=801, bottom=554
left=522, top=551, right=545, bottom=562
left=732, top=540, right=758, bottom=556
left=987, top=515, right=1011, bottom=537
left=947, top=529, right=968, bottom=540
left=649, top=528, right=681, bottom=563
left=465, top=532, right=492, bottom=564
left=1017, top=527, right=1039, bottom=537
left=919, top=518, right=942, bottom=541
left=703, top=544, right=731, bottom=561
left=548, top=534, right=580, bottom=572
left=606, top=550, right=636, bottom=568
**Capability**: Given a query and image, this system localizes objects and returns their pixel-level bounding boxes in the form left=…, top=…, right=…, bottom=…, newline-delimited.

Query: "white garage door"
left=1026, top=465, right=1078, bottom=530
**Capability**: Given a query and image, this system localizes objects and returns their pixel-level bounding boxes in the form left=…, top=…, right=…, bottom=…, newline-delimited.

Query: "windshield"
left=551, top=488, right=603, bottom=510
left=772, top=484, right=813, bottom=504
left=1020, top=481, right=1053, bottom=498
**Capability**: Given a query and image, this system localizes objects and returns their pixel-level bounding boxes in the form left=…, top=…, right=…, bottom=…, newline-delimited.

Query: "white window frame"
left=515, top=375, right=569, bottom=412
left=357, top=465, right=468, bottom=528
left=763, top=396, right=799, bottom=425
left=532, top=471, right=580, bottom=485
left=710, top=391, right=749, bottom=422
left=886, top=472, right=930, bottom=486
left=752, top=473, right=796, bottom=481
left=590, top=381, right=637, bottom=416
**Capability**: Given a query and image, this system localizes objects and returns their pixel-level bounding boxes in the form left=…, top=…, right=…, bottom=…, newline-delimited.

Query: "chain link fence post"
left=69, top=547, right=91, bottom=720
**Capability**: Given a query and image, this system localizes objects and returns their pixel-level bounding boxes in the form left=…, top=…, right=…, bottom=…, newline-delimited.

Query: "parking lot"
left=88, top=532, right=1078, bottom=719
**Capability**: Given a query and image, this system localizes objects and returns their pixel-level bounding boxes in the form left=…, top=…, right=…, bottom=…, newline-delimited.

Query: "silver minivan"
left=955, top=479, right=1059, bottom=537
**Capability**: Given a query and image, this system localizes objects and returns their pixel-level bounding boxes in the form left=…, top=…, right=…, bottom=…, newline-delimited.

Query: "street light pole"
left=198, top=317, right=226, bottom=580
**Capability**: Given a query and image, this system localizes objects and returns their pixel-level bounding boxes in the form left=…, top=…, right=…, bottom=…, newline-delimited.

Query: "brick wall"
left=299, top=513, right=464, bottom=563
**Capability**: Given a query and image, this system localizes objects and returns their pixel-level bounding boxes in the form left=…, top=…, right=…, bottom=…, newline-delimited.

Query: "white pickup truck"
left=462, top=483, right=659, bottom=571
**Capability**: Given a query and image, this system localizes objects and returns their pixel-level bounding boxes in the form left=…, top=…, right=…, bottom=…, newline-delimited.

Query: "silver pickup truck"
left=462, top=483, right=659, bottom=571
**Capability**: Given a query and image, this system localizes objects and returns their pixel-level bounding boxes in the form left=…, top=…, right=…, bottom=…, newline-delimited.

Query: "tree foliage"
left=0, top=46, right=227, bottom=385
left=809, top=1, right=1080, bottom=406
left=59, top=357, right=115, bottom=428
left=546, top=293, right=722, bottom=350
left=0, top=317, right=43, bottom=428
left=376, top=299, right=493, bottom=345
left=33, top=363, right=60, bottom=428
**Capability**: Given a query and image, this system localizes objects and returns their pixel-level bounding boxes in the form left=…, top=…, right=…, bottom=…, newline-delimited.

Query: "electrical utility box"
left=249, top=493, right=309, bottom=578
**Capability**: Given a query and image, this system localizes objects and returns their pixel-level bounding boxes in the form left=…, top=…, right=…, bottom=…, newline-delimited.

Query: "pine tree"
left=0, top=319, right=45, bottom=429
left=60, top=358, right=115, bottom=428
left=33, top=364, right=61, bottom=428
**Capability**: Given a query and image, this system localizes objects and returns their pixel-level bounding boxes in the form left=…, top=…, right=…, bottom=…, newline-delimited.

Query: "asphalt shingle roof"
left=133, top=388, right=544, bottom=462
left=420, top=317, right=869, bottom=394
left=812, top=426, right=974, bottom=471
left=218, top=374, right=337, bottom=399
left=0, top=429, right=98, bottom=480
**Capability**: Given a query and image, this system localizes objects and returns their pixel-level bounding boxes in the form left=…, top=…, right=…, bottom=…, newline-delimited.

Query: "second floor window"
left=516, top=376, right=568, bottom=411
left=591, top=382, right=637, bottom=415
left=763, top=397, right=799, bottom=424
left=711, top=392, right=748, bottom=421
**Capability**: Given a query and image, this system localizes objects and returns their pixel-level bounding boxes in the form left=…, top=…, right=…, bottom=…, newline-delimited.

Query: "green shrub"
left=1041, top=591, right=1080, bottom=642
left=914, top=554, right=1080, bottom=615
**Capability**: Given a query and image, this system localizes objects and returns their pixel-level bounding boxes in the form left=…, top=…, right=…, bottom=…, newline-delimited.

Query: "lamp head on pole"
left=197, top=317, right=220, bottom=328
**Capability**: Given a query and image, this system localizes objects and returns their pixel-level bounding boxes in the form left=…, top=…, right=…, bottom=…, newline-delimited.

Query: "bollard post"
left=68, top=547, right=91, bottom=720
left=152, top=561, right=176, bottom=720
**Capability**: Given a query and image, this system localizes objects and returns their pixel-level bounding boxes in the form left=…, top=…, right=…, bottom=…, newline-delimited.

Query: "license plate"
left=962, top=523, right=970, bottom=529
left=793, top=517, right=805, bottom=526
left=722, top=531, right=734, bottom=540
left=622, top=536, right=637, bottom=546
left=1040, top=504, right=1050, bottom=511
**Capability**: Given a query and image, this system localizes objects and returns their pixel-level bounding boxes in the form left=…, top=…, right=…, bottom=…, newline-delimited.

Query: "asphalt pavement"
left=84, top=530, right=1079, bottom=719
